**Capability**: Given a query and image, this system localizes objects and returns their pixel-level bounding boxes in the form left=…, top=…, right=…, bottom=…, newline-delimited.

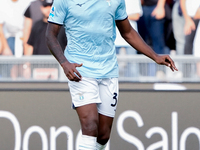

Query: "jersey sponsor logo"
left=50, top=6, right=55, bottom=17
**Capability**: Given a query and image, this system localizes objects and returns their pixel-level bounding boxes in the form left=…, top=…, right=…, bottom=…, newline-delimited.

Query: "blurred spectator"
left=189, top=1, right=200, bottom=77
left=0, top=0, right=31, bottom=56
left=181, top=0, right=200, bottom=55
left=164, top=0, right=176, bottom=51
left=115, top=0, right=143, bottom=52
left=138, top=0, right=170, bottom=77
left=0, top=24, right=12, bottom=55
left=140, top=0, right=168, bottom=54
left=0, top=37, right=2, bottom=54
left=26, top=0, right=67, bottom=55
left=172, top=0, right=185, bottom=55
left=193, top=9, right=200, bottom=56
left=23, top=0, right=43, bottom=55
left=194, top=23, right=200, bottom=77
left=0, top=0, right=32, bottom=80
left=115, top=0, right=143, bottom=77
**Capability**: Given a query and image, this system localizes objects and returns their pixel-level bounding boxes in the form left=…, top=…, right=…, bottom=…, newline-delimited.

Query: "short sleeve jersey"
left=48, top=0, right=127, bottom=78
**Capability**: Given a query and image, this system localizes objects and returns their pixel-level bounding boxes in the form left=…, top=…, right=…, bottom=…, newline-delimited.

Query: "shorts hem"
left=72, top=101, right=101, bottom=109
left=98, top=109, right=115, bottom=118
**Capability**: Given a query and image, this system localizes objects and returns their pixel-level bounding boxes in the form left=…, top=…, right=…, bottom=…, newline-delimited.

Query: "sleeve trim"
left=47, top=21, right=63, bottom=26
left=115, top=16, right=128, bottom=21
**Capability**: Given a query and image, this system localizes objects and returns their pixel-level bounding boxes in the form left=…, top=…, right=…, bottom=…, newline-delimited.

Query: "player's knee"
left=82, top=119, right=98, bottom=136
left=97, top=135, right=110, bottom=145
left=97, top=127, right=111, bottom=145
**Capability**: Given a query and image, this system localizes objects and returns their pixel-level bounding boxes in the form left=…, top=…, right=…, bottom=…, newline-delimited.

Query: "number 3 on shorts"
left=111, top=92, right=118, bottom=107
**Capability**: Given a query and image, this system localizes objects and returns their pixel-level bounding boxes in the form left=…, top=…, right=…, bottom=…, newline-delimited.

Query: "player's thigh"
left=76, top=103, right=99, bottom=123
left=68, top=77, right=101, bottom=108
left=76, top=103, right=99, bottom=136
left=97, top=78, right=119, bottom=118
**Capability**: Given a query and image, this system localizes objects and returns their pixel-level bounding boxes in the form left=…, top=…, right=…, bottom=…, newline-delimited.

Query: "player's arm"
left=116, top=18, right=178, bottom=71
left=46, top=22, right=82, bottom=81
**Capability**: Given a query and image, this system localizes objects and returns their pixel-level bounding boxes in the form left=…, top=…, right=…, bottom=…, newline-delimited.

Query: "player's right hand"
left=61, top=61, right=83, bottom=82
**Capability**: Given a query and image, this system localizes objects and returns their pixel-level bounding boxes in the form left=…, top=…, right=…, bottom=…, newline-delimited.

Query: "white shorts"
left=68, top=77, right=119, bottom=118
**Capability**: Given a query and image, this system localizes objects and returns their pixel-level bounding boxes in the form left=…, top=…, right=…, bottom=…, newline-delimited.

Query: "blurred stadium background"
left=1, top=55, right=200, bottom=150
left=1, top=55, right=200, bottom=82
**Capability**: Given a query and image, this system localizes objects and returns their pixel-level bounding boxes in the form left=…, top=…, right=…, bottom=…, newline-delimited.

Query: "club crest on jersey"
left=106, top=0, right=111, bottom=6
left=50, top=6, right=55, bottom=17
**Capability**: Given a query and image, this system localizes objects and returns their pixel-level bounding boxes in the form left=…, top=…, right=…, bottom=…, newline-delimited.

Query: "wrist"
left=152, top=53, right=160, bottom=63
left=157, top=0, right=165, bottom=8
left=60, top=60, right=69, bottom=67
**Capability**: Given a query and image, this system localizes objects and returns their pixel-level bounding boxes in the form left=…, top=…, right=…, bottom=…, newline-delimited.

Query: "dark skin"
left=46, top=18, right=178, bottom=145
left=115, top=19, right=178, bottom=72
left=46, top=19, right=178, bottom=82
left=45, top=23, right=83, bottom=82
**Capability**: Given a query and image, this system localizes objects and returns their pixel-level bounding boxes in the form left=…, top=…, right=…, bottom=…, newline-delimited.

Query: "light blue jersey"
left=48, top=0, right=127, bottom=78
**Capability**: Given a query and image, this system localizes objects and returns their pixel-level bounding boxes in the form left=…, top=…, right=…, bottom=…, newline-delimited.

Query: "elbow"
left=120, top=26, right=136, bottom=41
left=121, top=31, right=132, bottom=42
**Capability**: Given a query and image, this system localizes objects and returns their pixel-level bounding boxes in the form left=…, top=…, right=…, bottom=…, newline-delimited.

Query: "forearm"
left=0, top=33, right=2, bottom=54
left=194, top=7, right=200, bottom=19
left=24, top=44, right=33, bottom=55
left=0, top=24, right=12, bottom=55
left=122, top=29, right=158, bottom=61
left=46, top=23, right=68, bottom=65
left=46, top=34, right=68, bottom=64
left=180, top=0, right=190, bottom=20
left=0, top=24, right=10, bottom=50
left=0, top=41, right=2, bottom=54
left=23, top=17, right=32, bottom=53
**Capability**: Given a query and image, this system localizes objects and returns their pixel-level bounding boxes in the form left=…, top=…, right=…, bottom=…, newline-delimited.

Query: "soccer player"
left=46, top=0, right=178, bottom=149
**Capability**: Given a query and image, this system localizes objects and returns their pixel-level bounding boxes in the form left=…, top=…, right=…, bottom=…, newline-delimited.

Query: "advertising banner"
left=0, top=85, right=200, bottom=150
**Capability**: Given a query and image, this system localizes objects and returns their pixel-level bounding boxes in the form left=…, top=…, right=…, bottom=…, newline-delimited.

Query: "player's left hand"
left=155, top=55, right=178, bottom=72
